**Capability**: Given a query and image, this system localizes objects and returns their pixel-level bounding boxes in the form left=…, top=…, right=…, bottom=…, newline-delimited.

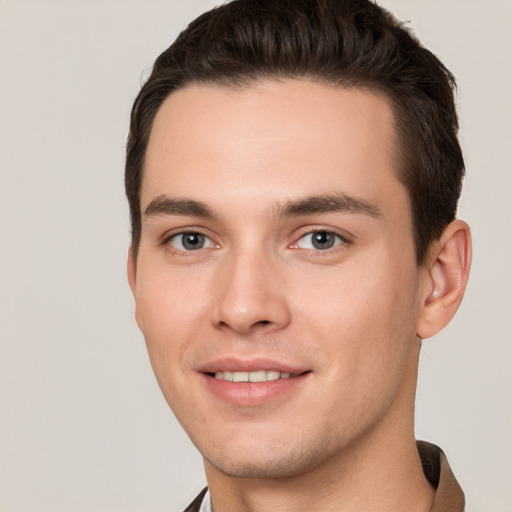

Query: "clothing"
left=417, top=441, right=465, bottom=512
left=183, top=441, right=465, bottom=512
left=198, top=490, right=212, bottom=512
left=184, top=487, right=208, bottom=512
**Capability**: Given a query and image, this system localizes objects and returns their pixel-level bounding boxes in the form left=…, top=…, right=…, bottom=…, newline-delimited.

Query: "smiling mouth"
left=202, top=367, right=311, bottom=405
left=210, top=370, right=308, bottom=382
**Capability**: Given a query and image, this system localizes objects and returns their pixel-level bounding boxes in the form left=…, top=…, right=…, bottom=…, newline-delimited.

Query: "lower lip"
left=200, top=373, right=309, bottom=406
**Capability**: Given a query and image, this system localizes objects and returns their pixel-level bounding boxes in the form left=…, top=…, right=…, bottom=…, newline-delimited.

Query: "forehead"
left=142, top=79, right=406, bottom=218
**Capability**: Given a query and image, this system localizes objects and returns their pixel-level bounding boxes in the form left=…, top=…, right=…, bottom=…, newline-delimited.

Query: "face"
left=129, top=80, right=429, bottom=479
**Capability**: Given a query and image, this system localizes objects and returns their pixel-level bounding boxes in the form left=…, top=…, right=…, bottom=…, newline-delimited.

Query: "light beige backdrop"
left=0, top=1, right=510, bottom=510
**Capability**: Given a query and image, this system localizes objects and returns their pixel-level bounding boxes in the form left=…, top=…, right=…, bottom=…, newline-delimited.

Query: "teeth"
left=232, top=371, right=249, bottom=383
left=249, top=370, right=266, bottom=382
left=214, top=370, right=295, bottom=382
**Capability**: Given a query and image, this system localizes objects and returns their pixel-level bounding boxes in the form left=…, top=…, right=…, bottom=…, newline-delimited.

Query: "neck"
left=204, top=344, right=434, bottom=512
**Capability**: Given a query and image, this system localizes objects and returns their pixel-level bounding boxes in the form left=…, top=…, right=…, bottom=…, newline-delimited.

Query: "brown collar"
left=183, top=487, right=207, bottom=512
left=418, top=440, right=465, bottom=512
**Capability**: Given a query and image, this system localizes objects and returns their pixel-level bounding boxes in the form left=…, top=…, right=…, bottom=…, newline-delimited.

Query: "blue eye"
left=169, top=232, right=215, bottom=251
left=297, top=231, right=344, bottom=250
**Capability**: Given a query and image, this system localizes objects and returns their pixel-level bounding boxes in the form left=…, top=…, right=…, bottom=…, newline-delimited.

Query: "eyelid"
left=289, top=227, right=353, bottom=251
left=159, top=226, right=352, bottom=253
left=161, top=228, right=219, bottom=253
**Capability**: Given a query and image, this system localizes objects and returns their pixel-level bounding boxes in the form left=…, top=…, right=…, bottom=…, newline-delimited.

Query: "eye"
left=296, top=230, right=344, bottom=250
left=168, top=232, right=216, bottom=251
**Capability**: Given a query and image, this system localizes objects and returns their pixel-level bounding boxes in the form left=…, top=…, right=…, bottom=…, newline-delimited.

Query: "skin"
left=128, top=79, right=471, bottom=512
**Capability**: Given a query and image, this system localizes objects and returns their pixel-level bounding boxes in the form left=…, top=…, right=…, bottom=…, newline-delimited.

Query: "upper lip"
left=197, top=357, right=310, bottom=375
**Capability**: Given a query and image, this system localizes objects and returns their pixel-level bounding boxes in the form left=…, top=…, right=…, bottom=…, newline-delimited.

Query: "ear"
left=416, top=220, right=472, bottom=339
left=127, top=247, right=145, bottom=331
left=127, top=246, right=137, bottom=296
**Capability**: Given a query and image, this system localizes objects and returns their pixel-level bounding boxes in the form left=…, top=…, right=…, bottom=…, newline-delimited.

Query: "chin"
left=201, top=437, right=336, bottom=480
left=207, top=455, right=313, bottom=480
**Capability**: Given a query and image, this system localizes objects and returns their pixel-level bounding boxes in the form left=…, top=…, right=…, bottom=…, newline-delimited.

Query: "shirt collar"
left=417, top=440, right=465, bottom=512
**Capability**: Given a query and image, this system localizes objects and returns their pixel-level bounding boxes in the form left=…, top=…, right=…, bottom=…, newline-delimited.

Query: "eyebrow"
left=143, top=192, right=381, bottom=220
left=275, top=193, right=381, bottom=219
left=144, top=195, right=215, bottom=218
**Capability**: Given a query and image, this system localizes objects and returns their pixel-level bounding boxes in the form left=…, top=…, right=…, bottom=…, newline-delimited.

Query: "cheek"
left=134, top=268, right=203, bottom=385
left=136, top=263, right=207, bottom=335
left=292, top=255, right=420, bottom=373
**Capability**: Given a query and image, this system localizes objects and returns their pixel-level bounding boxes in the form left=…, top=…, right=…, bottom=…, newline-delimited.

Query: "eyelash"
left=291, top=230, right=349, bottom=252
left=162, top=228, right=351, bottom=255
left=162, top=229, right=218, bottom=254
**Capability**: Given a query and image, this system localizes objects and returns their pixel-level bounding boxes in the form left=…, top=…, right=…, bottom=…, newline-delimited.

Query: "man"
left=125, top=0, right=471, bottom=510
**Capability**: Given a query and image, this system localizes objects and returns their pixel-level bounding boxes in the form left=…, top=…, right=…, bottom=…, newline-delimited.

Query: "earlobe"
left=127, top=247, right=137, bottom=296
left=417, top=220, right=472, bottom=339
left=127, top=247, right=145, bottom=331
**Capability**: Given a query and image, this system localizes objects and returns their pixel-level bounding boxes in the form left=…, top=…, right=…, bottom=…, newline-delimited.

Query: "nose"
left=211, top=248, right=291, bottom=335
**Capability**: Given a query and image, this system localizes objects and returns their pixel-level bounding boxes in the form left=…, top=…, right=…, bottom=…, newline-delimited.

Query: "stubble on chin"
left=202, top=423, right=348, bottom=481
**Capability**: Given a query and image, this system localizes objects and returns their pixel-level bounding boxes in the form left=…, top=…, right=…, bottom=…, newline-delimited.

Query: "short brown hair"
left=126, top=0, right=464, bottom=263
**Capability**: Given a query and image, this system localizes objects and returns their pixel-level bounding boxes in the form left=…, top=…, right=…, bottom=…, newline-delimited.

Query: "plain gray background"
left=1, top=1, right=511, bottom=510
